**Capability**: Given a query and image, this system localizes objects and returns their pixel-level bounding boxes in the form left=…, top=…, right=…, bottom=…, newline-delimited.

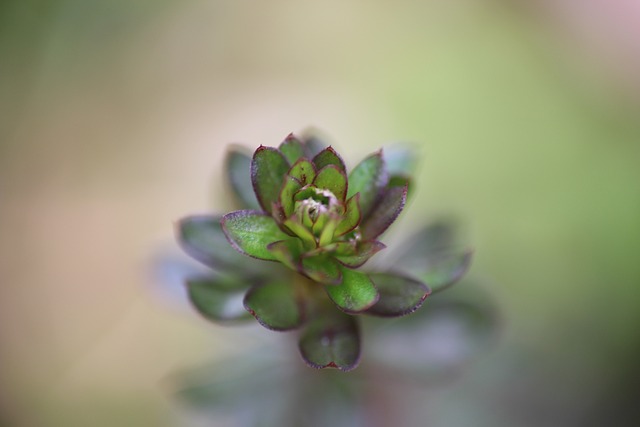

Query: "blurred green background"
left=1, top=1, right=639, bottom=426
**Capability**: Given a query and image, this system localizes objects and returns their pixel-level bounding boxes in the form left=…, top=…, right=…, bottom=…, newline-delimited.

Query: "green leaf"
left=312, top=146, right=346, bottom=172
left=415, top=249, right=474, bottom=293
left=318, top=215, right=339, bottom=247
left=298, top=311, right=360, bottom=371
left=186, top=275, right=253, bottom=322
left=360, top=184, right=407, bottom=240
left=334, top=241, right=386, bottom=268
left=347, top=150, right=388, bottom=217
left=333, top=241, right=356, bottom=256
left=221, top=210, right=290, bottom=261
left=251, top=146, right=290, bottom=214
left=334, top=194, right=361, bottom=237
left=279, top=175, right=303, bottom=217
left=243, top=281, right=305, bottom=331
left=267, top=239, right=303, bottom=270
left=325, top=267, right=379, bottom=313
left=301, top=255, right=342, bottom=285
left=365, top=272, right=430, bottom=317
left=278, top=134, right=305, bottom=164
left=313, top=165, right=347, bottom=201
left=288, top=158, right=316, bottom=185
left=177, top=215, right=269, bottom=274
left=225, top=148, right=261, bottom=210
left=283, top=215, right=317, bottom=250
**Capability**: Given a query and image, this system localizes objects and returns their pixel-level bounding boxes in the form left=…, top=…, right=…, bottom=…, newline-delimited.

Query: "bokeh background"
left=1, top=1, right=639, bottom=426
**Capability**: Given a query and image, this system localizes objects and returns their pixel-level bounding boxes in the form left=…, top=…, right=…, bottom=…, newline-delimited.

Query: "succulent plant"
left=176, top=132, right=472, bottom=371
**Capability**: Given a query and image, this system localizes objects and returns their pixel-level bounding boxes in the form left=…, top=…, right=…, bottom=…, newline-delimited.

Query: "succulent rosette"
left=177, top=133, right=472, bottom=371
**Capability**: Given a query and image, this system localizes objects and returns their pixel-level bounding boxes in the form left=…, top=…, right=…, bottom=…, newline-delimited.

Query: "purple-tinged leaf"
left=288, top=158, right=316, bottom=186
left=334, top=241, right=386, bottom=268
left=360, top=184, right=407, bottom=240
left=186, top=275, right=253, bottom=323
left=221, top=210, right=290, bottom=261
left=334, top=194, right=361, bottom=237
left=298, top=311, right=361, bottom=371
left=301, top=255, right=342, bottom=285
left=225, top=148, right=261, bottom=210
left=389, top=175, right=414, bottom=201
left=313, top=165, right=348, bottom=202
left=365, top=272, right=430, bottom=317
left=312, top=146, right=346, bottom=172
left=267, top=239, right=303, bottom=271
left=278, top=134, right=305, bottom=164
left=243, top=281, right=305, bottom=331
left=347, top=150, right=389, bottom=217
left=251, top=146, right=290, bottom=215
left=177, top=215, right=270, bottom=274
left=325, top=267, right=379, bottom=314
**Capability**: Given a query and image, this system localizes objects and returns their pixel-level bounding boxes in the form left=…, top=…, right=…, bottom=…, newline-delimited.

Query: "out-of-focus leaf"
left=335, top=194, right=361, bottom=237
left=394, top=221, right=458, bottom=260
left=301, top=132, right=328, bottom=158
left=289, top=369, right=367, bottom=427
left=186, top=275, right=253, bottom=322
left=388, top=221, right=472, bottom=292
left=177, top=215, right=271, bottom=274
left=222, top=210, right=289, bottom=261
left=278, top=134, right=305, bottom=164
left=244, top=281, right=305, bottom=331
left=383, top=145, right=416, bottom=177
left=313, top=165, right=348, bottom=201
left=325, top=267, right=379, bottom=313
left=388, top=175, right=413, bottom=201
left=334, top=241, right=386, bottom=268
left=225, top=148, right=261, bottom=210
left=288, top=158, right=316, bottom=186
left=312, top=146, right=346, bottom=172
left=414, top=249, right=473, bottom=293
left=366, top=280, right=497, bottom=379
left=251, top=146, right=290, bottom=214
left=302, top=255, right=342, bottom=285
left=174, top=351, right=293, bottom=423
left=298, top=311, right=361, bottom=371
left=347, top=150, right=388, bottom=217
left=359, top=184, right=407, bottom=240
left=365, top=272, right=430, bottom=317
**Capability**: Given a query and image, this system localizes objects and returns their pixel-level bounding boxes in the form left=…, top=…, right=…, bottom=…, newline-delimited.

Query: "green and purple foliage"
left=176, top=133, right=472, bottom=371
